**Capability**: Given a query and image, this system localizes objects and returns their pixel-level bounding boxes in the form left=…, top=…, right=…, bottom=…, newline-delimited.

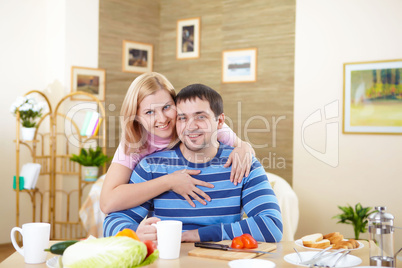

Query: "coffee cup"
left=152, top=220, right=182, bottom=259
left=10, top=222, right=50, bottom=264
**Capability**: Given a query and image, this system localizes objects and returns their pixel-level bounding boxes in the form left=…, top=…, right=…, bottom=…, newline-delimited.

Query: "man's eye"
left=196, top=115, right=206, bottom=120
left=177, top=116, right=186, bottom=121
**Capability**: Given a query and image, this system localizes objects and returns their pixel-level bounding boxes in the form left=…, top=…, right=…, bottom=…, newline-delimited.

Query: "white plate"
left=295, top=239, right=364, bottom=251
left=284, top=251, right=362, bottom=267
left=46, top=256, right=60, bottom=268
left=228, top=259, right=276, bottom=268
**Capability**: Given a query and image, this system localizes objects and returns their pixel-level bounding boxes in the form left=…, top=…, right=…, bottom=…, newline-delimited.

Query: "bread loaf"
left=323, top=232, right=340, bottom=239
left=332, top=240, right=353, bottom=249
left=348, top=239, right=359, bottom=248
left=300, top=232, right=360, bottom=250
left=327, top=234, right=344, bottom=244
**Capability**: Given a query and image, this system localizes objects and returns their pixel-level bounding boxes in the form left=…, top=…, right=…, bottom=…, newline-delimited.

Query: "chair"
left=266, top=172, right=299, bottom=241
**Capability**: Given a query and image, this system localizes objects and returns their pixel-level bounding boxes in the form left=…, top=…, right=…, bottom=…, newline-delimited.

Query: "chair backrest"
left=265, top=172, right=299, bottom=241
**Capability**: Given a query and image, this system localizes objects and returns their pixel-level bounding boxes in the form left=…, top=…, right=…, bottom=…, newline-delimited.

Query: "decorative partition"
left=14, top=91, right=106, bottom=240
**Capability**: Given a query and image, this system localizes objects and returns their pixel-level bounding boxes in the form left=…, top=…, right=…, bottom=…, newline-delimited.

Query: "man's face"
left=176, top=98, right=224, bottom=153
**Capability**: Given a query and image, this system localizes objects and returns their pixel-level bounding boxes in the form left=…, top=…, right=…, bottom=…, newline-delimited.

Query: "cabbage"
left=62, top=236, right=147, bottom=268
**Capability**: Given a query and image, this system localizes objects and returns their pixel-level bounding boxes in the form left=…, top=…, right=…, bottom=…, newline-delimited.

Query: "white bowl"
left=228, top=259, right=276, bottom=268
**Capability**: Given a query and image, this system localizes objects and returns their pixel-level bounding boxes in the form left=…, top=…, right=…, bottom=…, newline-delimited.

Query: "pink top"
left=112, top=123, right=237, bottom=170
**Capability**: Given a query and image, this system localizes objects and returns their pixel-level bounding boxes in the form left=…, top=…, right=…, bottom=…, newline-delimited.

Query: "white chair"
left=266, top=172, right=299, bottom=241
left=79, top=174, right=106, bottom=237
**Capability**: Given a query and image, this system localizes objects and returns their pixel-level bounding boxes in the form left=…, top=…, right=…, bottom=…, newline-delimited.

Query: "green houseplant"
left=70, top=147, right=111, bottom=181
left=10, top=96, right=46, bottom=140
left=333, top=203, right=374, bottom=240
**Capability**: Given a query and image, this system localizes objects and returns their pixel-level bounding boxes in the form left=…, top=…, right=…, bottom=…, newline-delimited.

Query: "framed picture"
left=122, top=40, right=153, bottom=73
left=71, top=66, right=106, bottom=101
left=343, top=59, right=402, bottom=134
left=177, top=17, right=200, bottom=60
left=222, top=48, right=257, bottom=83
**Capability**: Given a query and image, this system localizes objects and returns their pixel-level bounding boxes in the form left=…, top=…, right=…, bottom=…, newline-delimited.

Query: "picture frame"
left=71, top=66, right=106, bottom=101
left=122, top=40, right=153, bottom=73
left=222, top=48, right=257, bottom=83
left=176, top=17, right=200, bottom=60
left=343, top=59, right=402, bottom=134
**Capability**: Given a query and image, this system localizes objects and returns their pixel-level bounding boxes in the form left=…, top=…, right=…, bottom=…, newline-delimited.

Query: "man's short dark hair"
left=176, top=83, right=223, bottom=117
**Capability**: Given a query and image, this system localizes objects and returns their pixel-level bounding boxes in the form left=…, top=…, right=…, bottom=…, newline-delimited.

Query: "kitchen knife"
left=194, top=242, right=275, bottom=255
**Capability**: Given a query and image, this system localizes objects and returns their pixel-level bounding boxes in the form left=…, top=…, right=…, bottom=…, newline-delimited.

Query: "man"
left=103, top=84, right=283, bottom=243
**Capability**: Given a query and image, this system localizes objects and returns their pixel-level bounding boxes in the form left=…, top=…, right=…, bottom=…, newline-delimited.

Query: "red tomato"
left=240, top=233, right=258, bottom=249
left=230, top=236, right=244, bottom=249
left=143, top=240, right=157, bottom=258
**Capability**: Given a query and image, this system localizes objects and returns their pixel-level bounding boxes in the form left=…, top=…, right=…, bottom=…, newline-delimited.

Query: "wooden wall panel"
left=99, top=0, right=160, bottom=157
left=99, top=0, right=295, bottom=184
left=158, top=0, right=295, bottom=183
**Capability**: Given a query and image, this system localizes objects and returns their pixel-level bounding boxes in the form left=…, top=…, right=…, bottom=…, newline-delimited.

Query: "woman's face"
left=136, top=89, right=177, bottom=139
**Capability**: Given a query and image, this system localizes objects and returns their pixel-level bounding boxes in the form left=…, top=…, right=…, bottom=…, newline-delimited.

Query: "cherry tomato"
left=240, top=233, right=258, bottom=249
left=230, top=236, right=244, bottom=249
left=143, top=240, right=157, bottom=258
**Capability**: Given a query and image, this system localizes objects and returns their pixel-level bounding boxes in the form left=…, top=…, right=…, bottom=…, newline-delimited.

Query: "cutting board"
left=188, top=240, right=277, bottom=261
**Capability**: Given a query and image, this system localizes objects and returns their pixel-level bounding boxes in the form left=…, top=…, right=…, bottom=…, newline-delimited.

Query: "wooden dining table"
left=1, top=240, right=400, bottom=267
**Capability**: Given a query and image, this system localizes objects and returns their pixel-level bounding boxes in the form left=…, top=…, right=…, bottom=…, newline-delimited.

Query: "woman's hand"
left=168, top=169, right=214, bottom=208
left=224, top=141, right=255, bottom=186
left=136, top=217, right=160, bottom=244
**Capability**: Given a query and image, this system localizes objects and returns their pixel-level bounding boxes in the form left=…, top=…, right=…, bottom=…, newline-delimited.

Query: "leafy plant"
left=10, top=96, right=45, bottom=128
left=333, top=203, right=374, bottom=240
left=70, top=146, right=111, bottom=167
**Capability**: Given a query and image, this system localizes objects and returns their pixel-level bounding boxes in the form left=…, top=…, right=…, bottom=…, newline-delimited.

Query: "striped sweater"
left=103, top=143, right=283, bottom=242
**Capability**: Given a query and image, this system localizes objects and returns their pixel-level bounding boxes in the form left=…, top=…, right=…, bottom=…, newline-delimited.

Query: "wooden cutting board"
left=188, top=240, right=277, bottom=261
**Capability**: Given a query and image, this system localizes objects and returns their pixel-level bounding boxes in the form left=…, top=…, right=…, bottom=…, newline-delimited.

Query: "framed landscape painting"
left=176, top=17, right=200, bottom=60
left=222, top=48, right=257, bottom=83
left=122, top=40, right=153, bottom=73
left=71, top=66, right=106, bottom=101
left=343, top=59, right=402, bottom=134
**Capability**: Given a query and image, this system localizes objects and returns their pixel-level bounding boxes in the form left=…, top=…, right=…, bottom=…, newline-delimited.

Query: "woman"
left=100, top=72, right=254, bottom=215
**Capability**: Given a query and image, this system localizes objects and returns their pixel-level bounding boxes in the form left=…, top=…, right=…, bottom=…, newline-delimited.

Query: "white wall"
left=2, top=0, right=402, bottom=250
left=0, top=0, right=98, bottom=244
left=294, top=0, right=402, bottom=251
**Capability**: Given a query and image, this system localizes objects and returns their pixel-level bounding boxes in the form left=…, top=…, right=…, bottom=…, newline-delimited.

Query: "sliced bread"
left=307, top=239, right=331, bottom=249
left=301, top=233, right=323, bottom=247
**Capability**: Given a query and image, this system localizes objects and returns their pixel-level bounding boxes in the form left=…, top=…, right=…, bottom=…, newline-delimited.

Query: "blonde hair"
left=120, top=72, right=178, bottom=155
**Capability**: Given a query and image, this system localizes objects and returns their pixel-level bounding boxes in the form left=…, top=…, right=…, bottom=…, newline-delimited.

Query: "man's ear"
left=217, top=113, right=225, bottom=129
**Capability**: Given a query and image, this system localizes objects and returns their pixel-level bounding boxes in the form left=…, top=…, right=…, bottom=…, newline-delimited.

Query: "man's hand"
left=181, top=229, right=200, bottom=242
left=136, top=217, right=160, bottom=244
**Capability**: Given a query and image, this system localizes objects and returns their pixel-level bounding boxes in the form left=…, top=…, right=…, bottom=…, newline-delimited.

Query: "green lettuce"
left=136, top=249, right=159, bottom=267
left=62, top=236, right=150, bottom=268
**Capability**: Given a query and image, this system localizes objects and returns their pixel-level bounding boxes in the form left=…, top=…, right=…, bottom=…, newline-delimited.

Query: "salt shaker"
left=368, top=206, right=395, bottom=267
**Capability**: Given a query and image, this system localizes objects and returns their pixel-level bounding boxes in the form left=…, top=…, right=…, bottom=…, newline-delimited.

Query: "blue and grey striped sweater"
left=103, top=143, right=283, bottom=242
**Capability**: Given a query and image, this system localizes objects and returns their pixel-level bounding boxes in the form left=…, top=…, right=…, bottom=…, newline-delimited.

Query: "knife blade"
left=194, top=242, right=275, bottom=255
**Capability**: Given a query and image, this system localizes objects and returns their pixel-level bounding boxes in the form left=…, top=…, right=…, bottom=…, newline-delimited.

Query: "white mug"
left=152, top=220, right=182, bottom=259
left=10, top=222, right=51, bottom=264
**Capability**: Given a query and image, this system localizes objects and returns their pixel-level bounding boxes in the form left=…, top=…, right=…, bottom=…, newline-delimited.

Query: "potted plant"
left=10, top=96, right=45, bottom=141
left=70, top=146, right=111, bottom=181
left=333, top=203, right=374, bottom=240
